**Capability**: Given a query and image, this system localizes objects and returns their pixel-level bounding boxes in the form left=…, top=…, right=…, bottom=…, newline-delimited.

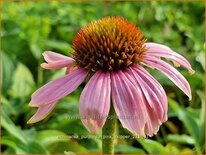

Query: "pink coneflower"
left=28, top=16, right=194, bottom=137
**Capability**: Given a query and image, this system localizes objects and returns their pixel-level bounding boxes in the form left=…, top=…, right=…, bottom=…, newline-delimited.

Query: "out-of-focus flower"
left=28, top=16, right=194, bottom=137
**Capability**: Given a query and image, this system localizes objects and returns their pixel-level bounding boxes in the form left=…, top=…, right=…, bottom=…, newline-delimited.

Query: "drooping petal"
left=132, top=65, right=168, bottom=114
left=79, top=71, right=111, bottom=133
left=129, top=65, right=168, bottom=122
left=41, top=51, right=75, bottom=69
left=124, top=67, right=166, bottom=136
left=135, top=65, right=168, bottom=120
left=143, top=42, right=194, bottom=74
left=27, top=101, right=57, bottom=124
left=143, top=102, right=162, bottom=136
left=144, top=56, right=192, bottom=100
left=29, top=68, right=88, bottom=107
left=111, top=70, right=147, bottom=137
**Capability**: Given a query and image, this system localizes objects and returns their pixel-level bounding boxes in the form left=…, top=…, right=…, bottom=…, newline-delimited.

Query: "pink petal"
left=132, top=65, right=168, bottom=114
left=144, top=56, right=192, bottom=100
left=41, top=51, right=74, bottom=70
left=144, top=101, right=162, bottom=136
left=43, top=51, right=73, bottom=62
left=41, top=61, right=74, bottom=70
left=79, top=71, right=111, bottom=134
left=66, top=64, right=76, bottom=74
left=135, top=65, right=168, bottom=119
left=124, top=68, right=166, bottom=136
left=27, top=101, right=57, bottom=124
left=143, top=42, right=195, bottom=74
left=29, top=68, right=88, bottom=107
left=129, top=65, right=168, bottom=122
left=111, top=70, right=147, bottom=137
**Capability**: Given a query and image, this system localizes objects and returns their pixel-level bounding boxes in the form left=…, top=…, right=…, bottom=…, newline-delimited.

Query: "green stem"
left=37, top=63, right=43, bottom=86
left=102, top=105, right=117, bottom=154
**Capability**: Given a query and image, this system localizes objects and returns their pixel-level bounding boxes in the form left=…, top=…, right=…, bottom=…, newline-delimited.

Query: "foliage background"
left=1, top=1, right=205, bottom=154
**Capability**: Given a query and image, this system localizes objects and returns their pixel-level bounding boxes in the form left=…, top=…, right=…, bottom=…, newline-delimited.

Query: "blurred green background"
left=1, top=1, right=205, bottom=154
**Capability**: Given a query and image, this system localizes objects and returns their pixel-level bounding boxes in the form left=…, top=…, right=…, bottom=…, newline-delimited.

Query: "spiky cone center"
left=72, top=16, right=146, bottom=72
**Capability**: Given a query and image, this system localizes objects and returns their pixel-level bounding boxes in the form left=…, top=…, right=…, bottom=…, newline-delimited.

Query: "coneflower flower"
left=28, top=16, right=194, bottom=137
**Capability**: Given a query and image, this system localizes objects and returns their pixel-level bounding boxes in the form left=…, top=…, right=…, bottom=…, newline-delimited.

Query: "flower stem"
left=102, top=105, right=117, bottom=154
left=37, top=62, right=43, bottom=86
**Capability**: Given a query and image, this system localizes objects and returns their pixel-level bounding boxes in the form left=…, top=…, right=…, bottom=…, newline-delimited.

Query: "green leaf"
left=168, top=98, right=203, bottom=153
left=9, top=63, right=35, bottom=97
left=48, top=141, right=88, bottom=154
left=1, top=137, right=49, bottom=154
left=115, top=144, right=145, bottom=154
left=1, top=96, right=16, bottom=115
left=1, top=116, right=49, bottom=154
left=25, top=141, right=49, bottom=154
left=1, top=138, right=28, bottom=154
left=137, top=138, right=169, bottom=154
left=48, top=69, right=65, bottom=81
left=30, top=41, right=42, bottom=60
left=42, top=39, right=72, bottom=54
left=1, top=110, right=28, bottom=144
left=169, top=99, right=199, bottom=140
left=167, top=134, right=195, bottom=145
left=36, top=130, right=88, bottom=154
left=196, top=51, right=205, bottom=70
left=36, top=130, right=69, bottom=147
left=179, top=110, right=199, bottom=143
left=196, top=91, right=205, bottom=151
left=2, top=52, right=15, bottom=93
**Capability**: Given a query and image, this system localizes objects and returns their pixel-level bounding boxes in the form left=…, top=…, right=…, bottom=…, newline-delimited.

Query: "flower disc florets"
left=72, top=16, right=146, bottom=72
